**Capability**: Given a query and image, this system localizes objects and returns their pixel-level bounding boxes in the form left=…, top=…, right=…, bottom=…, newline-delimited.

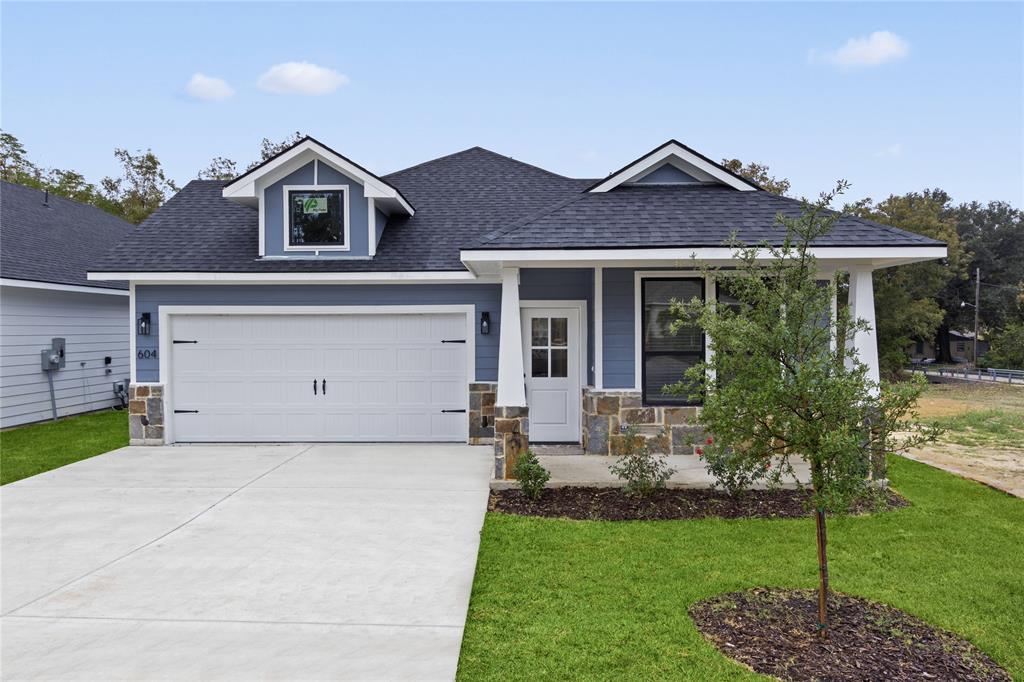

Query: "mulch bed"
left=489, top=486, right=906, bottom=521
left=689, top=588, right=1009, bottom=681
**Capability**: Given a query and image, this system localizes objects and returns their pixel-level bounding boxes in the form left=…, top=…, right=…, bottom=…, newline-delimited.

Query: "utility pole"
left=973, top=267, right=980, bottom=365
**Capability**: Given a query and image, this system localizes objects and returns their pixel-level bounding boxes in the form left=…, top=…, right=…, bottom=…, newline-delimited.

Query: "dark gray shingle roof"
left=91, top=146, right=942, bottom=273
left=1, top=181, right=133, bottom=289
left=473, top=185, right=945, bottom=249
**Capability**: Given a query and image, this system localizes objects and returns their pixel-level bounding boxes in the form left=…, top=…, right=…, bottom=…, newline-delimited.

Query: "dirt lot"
left=904, top=379, right=1024, bottom=498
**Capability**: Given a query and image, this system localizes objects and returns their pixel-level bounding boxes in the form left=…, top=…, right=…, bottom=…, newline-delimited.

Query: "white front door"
left=521, top=307, right=581, bottom=443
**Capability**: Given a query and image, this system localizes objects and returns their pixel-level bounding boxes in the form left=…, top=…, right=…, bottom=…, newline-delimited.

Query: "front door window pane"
left=532, top=349, right=549, bottom=377
left=531, top=318, right=548, bottom=346
left=550, top=348, right=568, bottom=377
left=550, top=318, right=568, bottom=347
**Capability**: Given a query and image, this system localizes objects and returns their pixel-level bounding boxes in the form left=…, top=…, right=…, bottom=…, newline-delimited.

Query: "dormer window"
left=284, top=185, right=349, bottom=251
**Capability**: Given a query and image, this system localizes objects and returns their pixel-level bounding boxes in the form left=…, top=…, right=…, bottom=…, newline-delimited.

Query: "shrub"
left=513, top=449, right=550, bottom=501
left=609, top=426, right=677, bottom=497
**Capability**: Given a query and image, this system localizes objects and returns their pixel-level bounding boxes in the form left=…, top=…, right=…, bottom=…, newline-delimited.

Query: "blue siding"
left=632, top=163, right=700, bottom=184
left=602, top=268, right=635, bottom=388
left=263, top=161, right=372, bottom=259
left=135, top=284, right=501, bottom=383
left=520, top=268, right=595, bottom=385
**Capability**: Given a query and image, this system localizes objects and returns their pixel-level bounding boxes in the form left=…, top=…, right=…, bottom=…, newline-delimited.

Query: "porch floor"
left=491, top=454, right=812, bottom=489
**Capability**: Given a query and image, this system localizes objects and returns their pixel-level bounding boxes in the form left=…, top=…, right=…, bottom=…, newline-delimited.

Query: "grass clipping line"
left=689, top=588, right=1010, bottom=682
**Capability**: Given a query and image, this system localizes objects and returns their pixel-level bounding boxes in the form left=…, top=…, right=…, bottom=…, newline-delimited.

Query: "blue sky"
left=2, top=2, right=1021, bottom=206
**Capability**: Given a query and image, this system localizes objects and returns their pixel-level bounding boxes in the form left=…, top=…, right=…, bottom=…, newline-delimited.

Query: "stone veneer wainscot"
left=582, top=388, right=705, bottom=456
left=129, top=385, right=165, bottom=445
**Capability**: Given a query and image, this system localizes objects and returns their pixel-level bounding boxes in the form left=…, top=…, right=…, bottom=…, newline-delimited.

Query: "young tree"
left=670, top=182, right=937, bottom=639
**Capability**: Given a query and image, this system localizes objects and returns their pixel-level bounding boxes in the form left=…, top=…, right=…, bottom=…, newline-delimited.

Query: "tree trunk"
left=935, top=324, right=954, bottom=364
left=815, top=507, right=830, bottom=639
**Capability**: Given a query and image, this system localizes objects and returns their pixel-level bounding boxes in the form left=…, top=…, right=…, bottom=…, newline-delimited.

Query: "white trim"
left=158, top=304, right=476, bottom=445
left=282, top=184, right=351, bottom=252
left=519, top=299, right=589, bottom=388
left=367, top=197, right=377, bottom=258
left=594, top=266, right=603, bottom=390
left=0, top=278, right=129, bottom=296
left=588, top=141, right=759, bottom=193
left=460, top=246, right=947, bottom=269
left=222, top=139, right=414, bottom=216
left=129, top=282, right=137, bottom=383
left=258, top=185, right=266, bottom=257
left=313, top=159, right=319, bottom=185
left=633, top=270, right=706, bottom=392
left=496, top=268, right=526, bottom=407
left=88, top=271, right=492, bottom=284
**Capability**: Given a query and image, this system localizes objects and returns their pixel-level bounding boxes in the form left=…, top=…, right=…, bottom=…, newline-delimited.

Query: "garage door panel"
left=170, top=313, right=468, bottom=442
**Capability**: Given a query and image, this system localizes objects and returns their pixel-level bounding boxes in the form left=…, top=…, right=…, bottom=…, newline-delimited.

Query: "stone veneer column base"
left=129, top=384, right=166, bottom=445
left=468, top=383, right=497, bottom=445
left=582, top=388, right=705, bottom=456
left=493, top=405, right=529, bottom=479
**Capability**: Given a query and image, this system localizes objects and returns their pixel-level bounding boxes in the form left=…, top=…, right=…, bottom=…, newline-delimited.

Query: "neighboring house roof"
left=1, top=181, right=133, bottom=290
left=472, top=184, right=944, bottom=249
left=91, top=142, right=943, bottom=274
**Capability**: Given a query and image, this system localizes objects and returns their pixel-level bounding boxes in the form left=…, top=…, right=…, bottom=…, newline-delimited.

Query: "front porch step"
left=532, top=444, right=585, bottom=456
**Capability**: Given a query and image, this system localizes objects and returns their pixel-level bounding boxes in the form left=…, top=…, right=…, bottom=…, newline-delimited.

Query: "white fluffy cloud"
left=257, top=62, right=349, bottom=95
left=185, top=73, right=234, bottom=101
left=813, top=31, right=910, bottom=68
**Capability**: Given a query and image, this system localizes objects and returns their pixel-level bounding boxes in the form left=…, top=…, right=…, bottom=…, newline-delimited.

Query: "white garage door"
left=169, top=313, right=469, bottom=442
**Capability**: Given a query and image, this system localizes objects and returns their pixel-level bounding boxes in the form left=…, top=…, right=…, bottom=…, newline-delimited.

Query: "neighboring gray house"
left=88, top=137, right=946, bottom=477
left=1, top=181, right=132, bottom=428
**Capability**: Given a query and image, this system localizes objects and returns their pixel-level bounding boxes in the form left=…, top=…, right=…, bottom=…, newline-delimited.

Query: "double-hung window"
left=285, top=186, right=348, bottom=250
left=641, top=277, right=704, bottom=405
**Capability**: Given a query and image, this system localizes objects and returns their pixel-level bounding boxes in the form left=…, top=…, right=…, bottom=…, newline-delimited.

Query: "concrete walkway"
left=492, top=454, right=811, bottom=489
left=1, top=443, right=492, bottom=681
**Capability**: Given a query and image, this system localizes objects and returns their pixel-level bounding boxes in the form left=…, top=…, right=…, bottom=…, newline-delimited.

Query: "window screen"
left=641, top=278, right=704, bottom=405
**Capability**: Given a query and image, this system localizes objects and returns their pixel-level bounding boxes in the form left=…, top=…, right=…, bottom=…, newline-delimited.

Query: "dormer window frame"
left=282, top=184, right=350, bottom=253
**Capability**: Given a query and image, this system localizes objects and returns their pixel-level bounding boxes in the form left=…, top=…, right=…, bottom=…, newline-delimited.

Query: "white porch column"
left=848, top=267, right=881, bottom=394
left=496, top=266, right=527, bottom=406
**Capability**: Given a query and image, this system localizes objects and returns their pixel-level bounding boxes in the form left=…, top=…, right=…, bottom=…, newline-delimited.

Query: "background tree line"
left=2, top=131, right=1021, bottom=371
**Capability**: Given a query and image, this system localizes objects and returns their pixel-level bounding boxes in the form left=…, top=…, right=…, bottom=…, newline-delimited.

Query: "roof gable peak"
left=586, top=139, right=760, bottom=193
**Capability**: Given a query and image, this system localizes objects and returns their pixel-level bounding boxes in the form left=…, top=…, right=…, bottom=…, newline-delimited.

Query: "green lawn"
left=0, top=409, right=128, bottom=485
left=458, top=457, right=1024, bottom=680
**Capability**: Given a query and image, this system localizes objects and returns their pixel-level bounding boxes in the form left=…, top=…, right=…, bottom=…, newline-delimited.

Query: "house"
left=1, top=182, right=133, bottom=428
left=88, top=138, right=946, bottom=477
left=909, top=331, right=989, bottom=365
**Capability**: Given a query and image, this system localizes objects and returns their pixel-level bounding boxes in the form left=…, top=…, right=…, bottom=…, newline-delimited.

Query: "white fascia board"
left=87, top=271, right=498, bottom=284
left=1, top=277, right=129, bottom=296
left=589, top=142, right=758, bottom=193
left=222, top=140, right=414, bottom=215
left=460, top=245, right=947, bottom=269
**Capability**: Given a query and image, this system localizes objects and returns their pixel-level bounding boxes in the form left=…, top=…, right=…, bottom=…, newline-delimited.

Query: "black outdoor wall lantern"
left=138, top=312, right=151, bottom=336
left=480, top=311, right=491, bottom=335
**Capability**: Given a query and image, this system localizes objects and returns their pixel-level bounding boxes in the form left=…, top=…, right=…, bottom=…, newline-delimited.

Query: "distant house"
left=908, top=330, right=990, bottom=365
left=0, top=182, right=133, bottom=428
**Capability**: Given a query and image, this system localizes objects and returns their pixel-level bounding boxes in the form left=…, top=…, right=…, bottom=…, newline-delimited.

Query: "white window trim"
left=157, top=304, right=476, bottom=445
left=633, top=270, right=712, bottom=395
left=519, top=299, right=589, bottom=388
left=282, top=184, right=351, bottom=252
left=367, top=197, right=377, bottom=258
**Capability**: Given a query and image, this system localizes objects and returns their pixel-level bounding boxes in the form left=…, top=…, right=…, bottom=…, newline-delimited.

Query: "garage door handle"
left=174, top=409, right=199, bottom=414
left=441, top=409, right=466, bottom=413
left=313, top=379, right=317, bottom=395
left=173, top=340, right=198, bottom=344
left=441, top=339, right=466, bottom=344
left=322, top=379, right=326, bottom=394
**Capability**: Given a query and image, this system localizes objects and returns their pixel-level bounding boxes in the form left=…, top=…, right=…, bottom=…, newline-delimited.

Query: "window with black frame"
left=641, top=278, right=704, bottom=405
left=288, top=189, right=345, bottom=247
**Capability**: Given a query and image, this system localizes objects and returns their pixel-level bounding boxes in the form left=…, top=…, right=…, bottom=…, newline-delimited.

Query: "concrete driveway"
left=1, top=443, right=492, bottom=681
